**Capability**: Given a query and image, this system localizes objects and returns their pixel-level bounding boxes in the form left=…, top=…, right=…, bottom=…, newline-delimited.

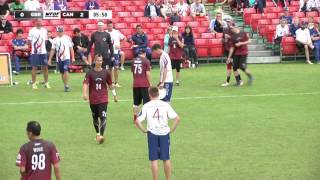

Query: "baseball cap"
left=172, top=26, right=178, bottom=32
left=97, top=21, right=104, bottom=26
left=56, top=26, right=64, bottom=32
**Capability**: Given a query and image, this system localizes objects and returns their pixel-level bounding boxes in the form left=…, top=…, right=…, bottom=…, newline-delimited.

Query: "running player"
left=87, top=21, right=114, bottom=71
left=48, top=26, right=75, bottom=92
left=16, top=121, right=61, bottom=180
left=28, top=19, right=50, bottom=89
left=106, top=20, right=127, bottom=87
left=136, top=86, right=180, bottom=180
left=82, top=54, right=118, bottom=144
left=227, top=24, right=254, bottom=86
left=151, top=44, right=174, bottom=102
left=169, top=26, right=184, bottom=86
left=132, top=49, right=152, bottom=122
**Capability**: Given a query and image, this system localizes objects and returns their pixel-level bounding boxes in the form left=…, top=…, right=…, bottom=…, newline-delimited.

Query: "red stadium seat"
left=120, top=1, right=131, bottom=6
left=257, top=19, right=270, bottom=37
left=266, top=25, right=276, bottom=43
left=132, top=12, right=144, bottom=17
left=10, top=21, right=19, bottom=27
left=289, top=6, right=299, bottom=13
left=271, top=19, right=280, bottom=25
left=146, top=23, right=157, bottom=29
left=151, top=28, right=164, bottom=34
left=115, top=23, right=128, bottom=29
left=250, top=14, right=263, bottom=31
left=266, top=1, right=274, bottom=7
left=148, top=34, right=155, bottom=41
left=201, top=21, right=210, bottom=27
left=121, top=41, right=132, bottom=49
left=195, top=39, right=208, bottom=47
left=197, top=48, right=208, bottom=57
left=306, top=11, right=318, bottom=17
left=208, top=39, right=223, bottom=57
left=111, top=6, right=124, bottom=12
left=215, top=33, right=223, bottom=38
left=0, top=46, right=10, bottom=53
left=124, top=17, right=137, bottom=23
left=1, top=33, right=14, bottom=40
left=151, top=17, right=164, bottom=23
left=243, top=8, right=256, bottom=25
left=20, top=21, right=33, bottom=27
left=118, top=12, right=131, bottom=17
left=187, top=21, right=199, bottom=28
left=292, top=12, right=305, bottom=18
left=265, top=13, right=277, bottom=20
left=131, top=23, right=141, bottom=29
left=120, top=29, right=132, bottom=36
left=64, top=19, right=76, bottom=25
left=137, top=17, right=150, bottom=23
left=173, top=22, right=186, bottom=28
left=149, top=40, right=162, bottom=47
left=0, top=40, right=9, bottom=46
left=197, top=27, right=208, bottom=33
left=181, top=16, right=193, bottom=22
left=281, top=37, right=297, bottom=55
left=201, top=33, right=214, bottom=39
left=291, top=1, right=300, bottom=6
left=86, top=24, right=97, bottom=30
left=105, top=1, right=117, bottom=7
left=133, top=1, right=145, bottom=6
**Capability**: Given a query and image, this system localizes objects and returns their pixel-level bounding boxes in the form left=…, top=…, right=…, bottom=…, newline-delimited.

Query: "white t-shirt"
left=107, top=29, right=125, bottom=51
left=51, top=35, right=73, bottom=61
left=159, top=51, right=173, bottom=83
left=24, top=0, right=41, bottom=11
left=275, top=24, right=289, bottom=39
left=191, top=3, right=206, bottom=15
left=296, top=28, right=312, bottom=44
left=175, top=2, right=189, bottom=16
left=137, top=99, right=178, bottom=135
left=28, top=27, right=48, bottom=55
left=149, top=4, right=158, bottom=17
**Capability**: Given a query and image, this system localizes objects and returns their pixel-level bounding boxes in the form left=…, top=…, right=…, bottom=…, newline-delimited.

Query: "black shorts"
left=233, top=55, right=247, bottom=71
left=133, top=87, right=150, bottom=106
left=102, top=57, right=114, bottom=69
left=171, top=60, right=181, bottom=72
left=90, top=103, right=108, bottom=118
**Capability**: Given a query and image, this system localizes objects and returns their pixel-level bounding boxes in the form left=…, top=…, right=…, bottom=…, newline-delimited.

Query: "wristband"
left=111, top=89, right=116, bottom=96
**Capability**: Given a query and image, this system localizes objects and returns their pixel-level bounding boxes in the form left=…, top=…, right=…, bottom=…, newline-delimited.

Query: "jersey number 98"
left=32, top=153, right=46, bottom=170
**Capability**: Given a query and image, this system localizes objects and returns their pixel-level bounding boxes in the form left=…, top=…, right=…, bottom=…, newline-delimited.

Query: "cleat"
left=99, top=136, right=104, bottom=144
left=32, top=83, right=38, bottom=89
left=64, top=86, right=70, bottom=92
left=114, top=83, right=121, bottom=88
left=95, top=134, right=100, bottom=142
left=44, top=82, right=51, bottom=89
left=175, top=81, right=180, bottom=86
left=221, top=82, right=230, bottom=87
left=120, top=66, right=125, bottom=71
left=306, top=60, right=313, bottom=64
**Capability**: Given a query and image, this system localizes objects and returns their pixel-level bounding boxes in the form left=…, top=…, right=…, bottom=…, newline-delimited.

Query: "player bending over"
left=48, top=26, right=75, bottom=92
left=132, top=49, right=152, bottom=122
left=82, top=54, right=118, bottom=144
left=16, top=121, right=61, bottom=180
left=135, top=87, right=180, bottom=180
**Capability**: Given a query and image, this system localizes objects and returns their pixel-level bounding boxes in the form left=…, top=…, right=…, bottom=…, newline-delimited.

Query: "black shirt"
left=88, top=31, right=114, bottom=59
left=214, top=20, right=223, bottom=33
left=0, top=20, right=12, bottom=33
left=0, top=3, right=9, bottom=15
left=72, top=33, right=90, bottom=51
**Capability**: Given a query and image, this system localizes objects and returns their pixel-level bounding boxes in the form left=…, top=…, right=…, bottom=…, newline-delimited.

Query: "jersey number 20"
left=32, top=153, right=46, bottom=170
left=134, top=64, right=142, bottom=74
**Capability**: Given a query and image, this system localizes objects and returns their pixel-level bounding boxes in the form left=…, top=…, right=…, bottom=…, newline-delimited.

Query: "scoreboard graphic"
left=14, top=10, right=112, bottom=20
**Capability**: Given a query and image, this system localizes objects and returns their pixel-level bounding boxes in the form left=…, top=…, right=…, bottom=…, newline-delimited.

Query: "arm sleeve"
left=144, top=5, right=149, bottom=17
left=50, top=144, right=60, bottom=164
left=87, top=33, right=94, bottom=55
left=167, top=104, right=178, bottom=119
left=137, top=106, right=147, bottom=123
left=16, top=147, right=26, bottom=167
left=72, top=37, right=78, bottom=51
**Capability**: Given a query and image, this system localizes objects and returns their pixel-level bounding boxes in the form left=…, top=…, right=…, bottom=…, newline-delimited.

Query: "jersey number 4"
left=134, top=64, right=142, bottom=74
left=153, top=108, right=160, bottom=120
left=32, top=153, right=46, bottom=170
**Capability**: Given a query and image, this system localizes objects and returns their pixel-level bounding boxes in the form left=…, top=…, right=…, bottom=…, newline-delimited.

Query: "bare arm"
left=19, top=166, right=26, bottom=178
left=160, top=67, right=168, bottom=85
left=70, top=47, right=75, bottom=62
left=53, top=163, right=61, bottom=180
left=48, top=49, right=55, bottom=65
left=82, top=83, right=88, bottom=100
left=135, top=121, right=147, bottom=133
left=170, top=116, right=181, bottom=133
left=146, top=70, right=152, bottom=86
left=176, top=37, right=184, bottom=48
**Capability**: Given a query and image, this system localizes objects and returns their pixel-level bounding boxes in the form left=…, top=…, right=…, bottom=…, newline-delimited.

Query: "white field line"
left=0, top=92, right=320, bottom=105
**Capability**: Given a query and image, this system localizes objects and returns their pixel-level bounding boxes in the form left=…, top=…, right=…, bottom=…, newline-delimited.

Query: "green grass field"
left=1, top=63, right=320, bottom=180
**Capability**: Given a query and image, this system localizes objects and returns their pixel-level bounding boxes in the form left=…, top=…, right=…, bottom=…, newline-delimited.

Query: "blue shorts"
left=30, top=54, right=48, bottom=67
left=57, top=60, right=70, bottom=73
left=147, top=132, right=170, bottom=161
left=76, top=49, right=88, bottom=59
left=114, top=51, right=121, bottom=67
left=161, top=82, right=173, bottom=102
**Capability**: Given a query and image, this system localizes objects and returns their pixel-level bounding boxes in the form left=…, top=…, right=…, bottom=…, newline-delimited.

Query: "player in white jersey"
left=152, top=44, right=174, bottom=102
left=48, top=26, right=75, bottom=92
left=136, top=86, right=180, bottom=180
left=106, top=20, right=127, bottom=87
left=28, top=19, right=50, bottom=89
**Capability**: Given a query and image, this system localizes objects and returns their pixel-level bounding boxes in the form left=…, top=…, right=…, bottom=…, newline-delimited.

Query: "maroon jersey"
left=131, top=57, right=151, bottom=88
left=169, top=36, right=184, bottom=60
left=16, top=139, right=60, bottom=180
left=231, top=31, right=249, bottom=56
left=83, top=69, right=112, bottom=104
left=223, top=27, right=233, bottom=51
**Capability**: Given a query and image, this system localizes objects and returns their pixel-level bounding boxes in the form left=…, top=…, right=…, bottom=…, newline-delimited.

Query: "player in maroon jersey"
left=16, top=121, right=61, bottom=180
left=132, top=49, right=152, bottom=122
left=82, top=54, right=118, bottom=144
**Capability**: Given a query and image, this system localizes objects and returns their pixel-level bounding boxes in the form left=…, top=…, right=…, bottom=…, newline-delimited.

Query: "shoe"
left=44, top=82, right=51, bottom=89
left=32, top=83, right=38, bottom=89
left=221, top=81, right=230, bottom=87
left=248, top=76, right=254, bottom=86
left=95, top=134, right=101, bottom=142
left=27, top=80, right=33, bottom=85
left=307, top=60, right=313, bottom=64
left=192, top=64, right=196, bottom=68
left=99, top=136, right=105, bottom=144
left=114, top=83, right=121, bottom=88
left=120, top=66, right=125, bottom=71
left=64, top=85, right=70, bottom=92
left=317, top=61, right=320, bottom=64
left=175, top=81, right=180, bottom=86
left=235, top=81, right=244, bottom=87
left=13, top=71, right=19, bottom=75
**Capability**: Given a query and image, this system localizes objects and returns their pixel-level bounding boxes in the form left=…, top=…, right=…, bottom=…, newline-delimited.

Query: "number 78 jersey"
left=16, top=139, right=60, bottom=180
left=137, top=100, right=178, bottom=136
left=131, top=57, right=151, bottom=88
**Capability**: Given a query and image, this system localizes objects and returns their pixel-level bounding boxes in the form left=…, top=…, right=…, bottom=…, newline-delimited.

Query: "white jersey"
left=159, top=51, right=173, bottom=83
left=175, top=2, right=189, bottom=16
left=24, top=0, right=41, bottom=11
left=107, top=29, right=125, bottom=51
left=28, top=27, right=48, bottom=55
left=51, top=35, right=73, bottom=61
left=137, top=99, right=178, bottom=135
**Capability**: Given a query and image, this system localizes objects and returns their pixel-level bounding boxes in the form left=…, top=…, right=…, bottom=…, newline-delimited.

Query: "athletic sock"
left=239, top=75, right=242, bottom=81
left=235, top=75, right=241, bottom=83
left=226, top=76, right=230, bottom=83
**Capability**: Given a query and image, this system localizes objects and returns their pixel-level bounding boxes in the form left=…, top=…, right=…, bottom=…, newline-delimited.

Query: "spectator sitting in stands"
left=160, top=0, right=174, bottom=20
left=300, top=0, right=316, bottom=12
left=12, top=29, right=30, bottom=75
left=0, top=0, right=10, bottom=18
left=175, top=0, right=189, bottom=16
left=72, top=28, right=90, bottom=65
left=308, top=16, right=315, bottom=30
left=131, top=24, right=152, bottom=62
left=295, top=21, right=314, bottom=64
left=84, top=0, right=99, bottom=10
left=310, top=21, right=320, bottom=64
left=10, top=0, right=24, bottom=12
left=53, top=0, right=67, bottom=10
left=0, top=15, right=12, bottom=34
left=254, top=0, right=265, bottom=16
left=144, top=0, right=161, bottom=18
left=289, top=17, right=300, bottom=38
left=182, top=25, right=198, bottom=67
left=274, top=19, right=289, bottom=45
left=42, top=0, right=54, bottom=10
left=280, top=7, right=292, bottom=24
left=190, top=0, right=206, bottom=18
left=170, top=8, right=180, bottom=25
left=209, top=12, right=227, bottom=34
left=164, top=25, right=173, bottom=53
left=24, top=0, right=41, bottom=11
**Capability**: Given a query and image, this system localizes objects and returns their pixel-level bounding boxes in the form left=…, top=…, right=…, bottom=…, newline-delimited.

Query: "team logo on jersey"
left=58, top=42, right=66, bottom=61
left=103, top=38, right=106, bottom=42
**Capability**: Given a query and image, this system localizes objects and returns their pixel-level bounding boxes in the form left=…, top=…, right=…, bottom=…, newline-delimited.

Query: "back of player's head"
left=73, top=28, right=80, bottom=34
left=26, top=121, right=41, bottom=136
left=152, top=44, right=162, bottom=51
left=148, top=86, right=159, bottom=98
